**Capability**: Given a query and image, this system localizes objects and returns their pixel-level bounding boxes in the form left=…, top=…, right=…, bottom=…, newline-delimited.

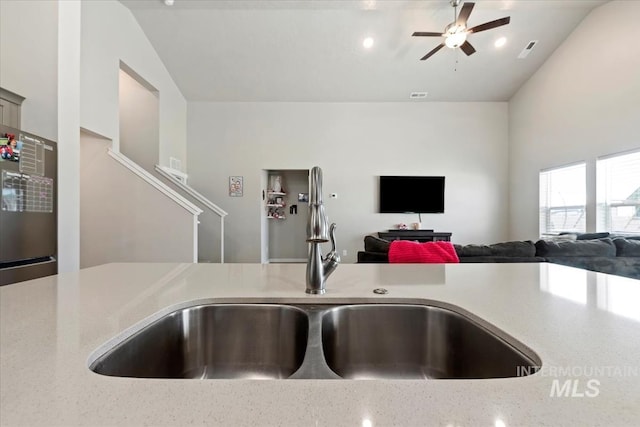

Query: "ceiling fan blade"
left=459, top=40, right=476, bottom=56
left=468, top=16, right=511, bottom=34
left=412, top=31, right=443, bottom=37
left=456, top=2, right=475, bottom=27
left=420, top=43, right=445, bottom=60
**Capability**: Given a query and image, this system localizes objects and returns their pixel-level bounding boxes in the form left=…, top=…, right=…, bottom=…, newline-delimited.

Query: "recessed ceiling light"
left=363, top=37, right=374, bottom=49
left=495, top=37, right=507, bottom=48
left=164, top=0, right=174, bottom=6
left=363, top=0, right=377, bottom=10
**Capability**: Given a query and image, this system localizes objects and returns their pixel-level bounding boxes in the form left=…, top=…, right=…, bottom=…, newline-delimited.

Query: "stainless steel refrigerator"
left=0, top=124, right=57, bottom=285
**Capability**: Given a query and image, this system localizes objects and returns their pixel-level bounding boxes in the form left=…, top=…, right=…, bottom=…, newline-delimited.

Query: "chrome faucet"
left=306, top=166, right=339, bottom=294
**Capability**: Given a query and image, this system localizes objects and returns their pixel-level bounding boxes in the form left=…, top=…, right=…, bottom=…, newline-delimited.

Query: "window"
left=539, top=163, right=586, bottom=236
left=597, top=150, right=640, bottom=235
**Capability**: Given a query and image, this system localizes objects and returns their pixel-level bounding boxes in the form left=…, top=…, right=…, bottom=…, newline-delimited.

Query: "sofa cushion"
left=613, top=238, right=640, bottom=257
left=535, top=238, right=616, bottom=257
left=453, top=244, right=491, bottom=257
left=364, top=235, right=390, bottom=253
left=454, top=240, right=536, bottom=258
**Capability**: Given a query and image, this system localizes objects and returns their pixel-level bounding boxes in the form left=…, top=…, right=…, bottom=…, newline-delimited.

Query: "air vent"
left=410, top=92, right=428, bottom=99
left=518, top=40, right=538, bottom=59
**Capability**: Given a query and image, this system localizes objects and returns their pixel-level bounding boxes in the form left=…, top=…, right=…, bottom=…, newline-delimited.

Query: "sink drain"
left=373, top=288, right=388, bottom=295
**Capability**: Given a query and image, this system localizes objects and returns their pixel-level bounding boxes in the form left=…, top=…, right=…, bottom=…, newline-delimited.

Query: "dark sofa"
left=357, top=233, right=640, bottom=281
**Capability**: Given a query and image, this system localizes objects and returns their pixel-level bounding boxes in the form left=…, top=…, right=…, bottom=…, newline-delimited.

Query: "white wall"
left=188, top=102, right=509, bottom=263
left=80, top=0, right=187, bottom=171
left=80, top=131, right=195, bottom=268
left=0, top=0, right=58, bottom=141
left=57, top=0, right=81, bottom=274
left=508, top=0, right=640, bottom=240
left=119, top=69, right=159, bottom=171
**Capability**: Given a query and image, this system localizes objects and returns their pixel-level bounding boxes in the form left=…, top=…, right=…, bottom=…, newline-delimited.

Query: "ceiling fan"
left=412, top=0, right=510, bottom=60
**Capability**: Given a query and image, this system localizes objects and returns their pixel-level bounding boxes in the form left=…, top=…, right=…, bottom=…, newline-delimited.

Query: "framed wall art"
left=229, top=176, right=243, bottom=197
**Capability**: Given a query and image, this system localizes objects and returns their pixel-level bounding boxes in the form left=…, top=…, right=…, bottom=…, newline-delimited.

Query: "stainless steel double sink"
left=89, top=303, right=541, bottom=380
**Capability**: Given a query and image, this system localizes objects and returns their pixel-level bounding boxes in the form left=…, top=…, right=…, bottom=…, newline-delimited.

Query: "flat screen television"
left=379, top=176, right=445, bottom=213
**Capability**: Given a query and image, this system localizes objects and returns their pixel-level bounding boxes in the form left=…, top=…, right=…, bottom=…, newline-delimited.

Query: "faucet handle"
left=322, top=223, right=340, bottom=279
left=329, top=223, right=338, bottom=253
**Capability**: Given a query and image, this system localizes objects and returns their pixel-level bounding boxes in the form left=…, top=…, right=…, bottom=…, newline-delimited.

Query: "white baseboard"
left=268, top=258, right=307, bottom=263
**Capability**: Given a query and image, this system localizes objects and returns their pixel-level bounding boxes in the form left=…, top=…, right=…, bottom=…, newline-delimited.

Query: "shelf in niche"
left=267, top=216, right=286, bottom=220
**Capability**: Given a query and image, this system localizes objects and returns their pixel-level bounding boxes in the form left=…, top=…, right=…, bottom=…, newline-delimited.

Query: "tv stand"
left=378, top=230, right=452, bottom=242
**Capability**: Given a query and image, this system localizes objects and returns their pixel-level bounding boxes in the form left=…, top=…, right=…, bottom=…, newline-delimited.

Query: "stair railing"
left=155, top=165, right=228, bottom=263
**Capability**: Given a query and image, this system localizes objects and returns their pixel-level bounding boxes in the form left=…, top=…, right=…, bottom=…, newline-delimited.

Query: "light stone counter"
left=1, top=262, right=640, bottom=426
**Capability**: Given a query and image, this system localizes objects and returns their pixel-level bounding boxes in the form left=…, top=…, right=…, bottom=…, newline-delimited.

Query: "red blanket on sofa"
left=388, top=240, right=460, bottom=264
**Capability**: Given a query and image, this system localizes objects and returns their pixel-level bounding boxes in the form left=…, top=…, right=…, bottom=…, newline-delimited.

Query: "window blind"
left=539, top=163, right=586, bottom=236
left=597, top=150, right=640, bottom=234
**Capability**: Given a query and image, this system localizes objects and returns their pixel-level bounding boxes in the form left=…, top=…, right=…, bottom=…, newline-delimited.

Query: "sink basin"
left=90, top=304, right=309, bottom=379
left=321, top=304, right=539, bottom=379
left=90, top=302, right=539, bottom=380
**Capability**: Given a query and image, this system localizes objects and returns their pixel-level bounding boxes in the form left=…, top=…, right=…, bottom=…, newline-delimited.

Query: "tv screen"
left=379, top=176, right=445, bottom=213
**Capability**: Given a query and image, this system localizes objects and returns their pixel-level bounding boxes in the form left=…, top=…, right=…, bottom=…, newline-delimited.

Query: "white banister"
left=155, top=164, right=228, bottom=263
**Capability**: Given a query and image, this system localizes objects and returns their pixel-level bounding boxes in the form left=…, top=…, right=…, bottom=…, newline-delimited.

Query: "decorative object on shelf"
left=270, top=175, right=283, bottom=193
left=267, top=207, right=285, bottom=219
left=266, top=189, right=287, bottom=220
left=397, top=223, right=408, bottom=230
left=229, top=176, right=243, bottom=197
left=412, top=222, right=421, bottom=230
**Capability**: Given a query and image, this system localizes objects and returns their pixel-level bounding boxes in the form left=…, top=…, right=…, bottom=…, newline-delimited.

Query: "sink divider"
left=289, top=307, right=342, bottom=379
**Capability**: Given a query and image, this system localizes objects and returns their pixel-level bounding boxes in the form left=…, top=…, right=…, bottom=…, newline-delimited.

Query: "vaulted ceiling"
left=120, top=0, right=607, bottom=102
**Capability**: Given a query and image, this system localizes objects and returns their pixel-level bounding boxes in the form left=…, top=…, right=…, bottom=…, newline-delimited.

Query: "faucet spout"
left=306, top=167, right=339, bottom=294
left=307, top=167, right=329, bottom=242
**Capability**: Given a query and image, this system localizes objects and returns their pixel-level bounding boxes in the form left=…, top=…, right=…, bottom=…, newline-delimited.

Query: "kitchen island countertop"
left=1, top=262, right=639, bottom=426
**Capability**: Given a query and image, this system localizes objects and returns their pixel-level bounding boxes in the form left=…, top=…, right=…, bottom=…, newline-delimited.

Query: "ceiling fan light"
left=445, top=31, right=467, bottom=48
